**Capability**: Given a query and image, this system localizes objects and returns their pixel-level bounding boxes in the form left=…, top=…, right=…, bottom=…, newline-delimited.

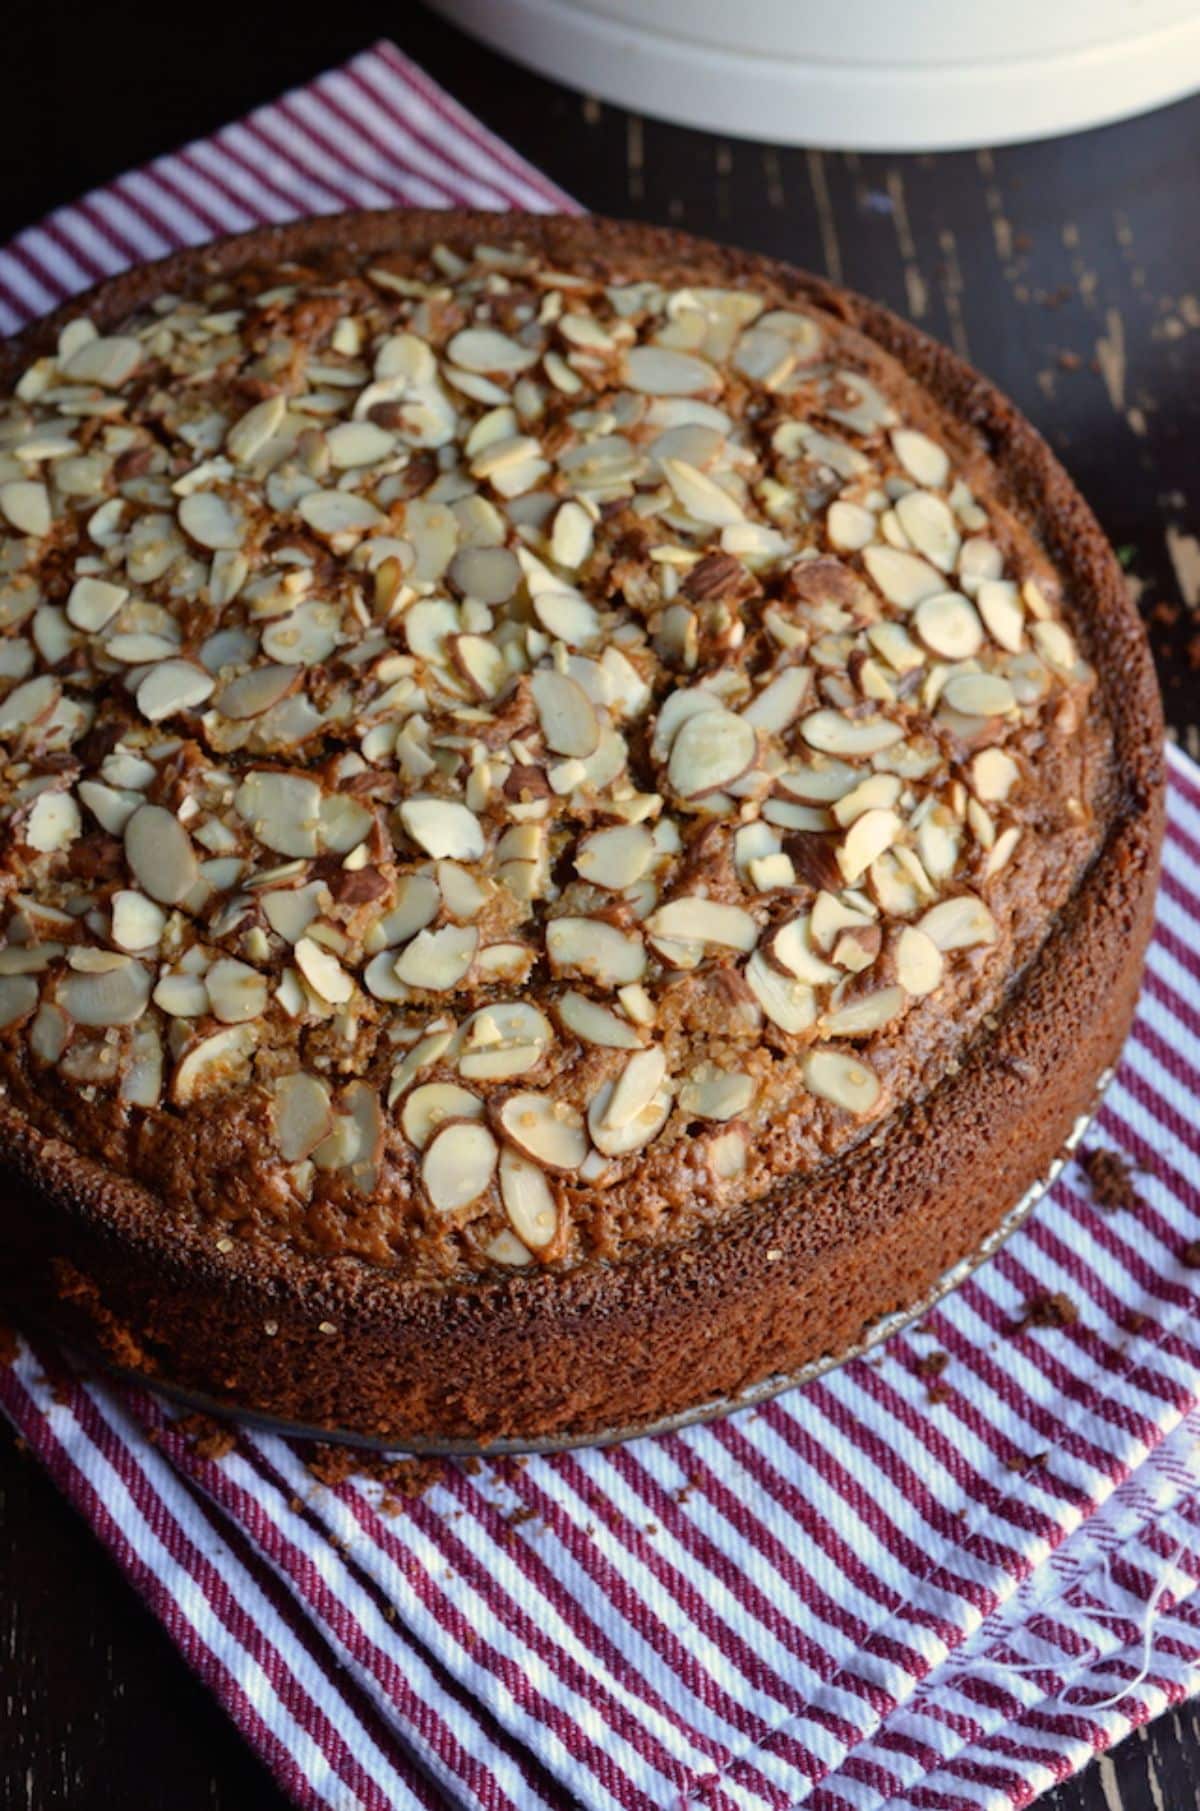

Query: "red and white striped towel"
left=2, top=42, right=1199, bottom=1811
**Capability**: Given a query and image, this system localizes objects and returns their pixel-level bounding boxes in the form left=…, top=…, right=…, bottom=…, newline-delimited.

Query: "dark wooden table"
left=4, top=5, right=1200, bottom=1807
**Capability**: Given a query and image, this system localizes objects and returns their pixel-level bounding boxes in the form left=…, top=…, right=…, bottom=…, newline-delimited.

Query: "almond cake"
left=0, top=213, right=1164, bottom=1444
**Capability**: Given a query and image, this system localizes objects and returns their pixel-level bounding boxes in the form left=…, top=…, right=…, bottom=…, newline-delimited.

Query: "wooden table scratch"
left=4, top=0, right=1200, bottom=1805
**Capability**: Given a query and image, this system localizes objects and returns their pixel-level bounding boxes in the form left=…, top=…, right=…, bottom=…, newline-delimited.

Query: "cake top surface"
left=0, top=227, right=1107, bottom=1279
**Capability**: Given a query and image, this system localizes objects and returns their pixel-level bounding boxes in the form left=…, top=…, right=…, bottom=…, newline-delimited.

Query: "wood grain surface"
left=4, top=4, right=1200, bottom=1807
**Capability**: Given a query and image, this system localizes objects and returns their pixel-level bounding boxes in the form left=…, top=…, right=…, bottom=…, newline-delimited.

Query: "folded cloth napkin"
left=3, top=42, right=1200, bottom=1811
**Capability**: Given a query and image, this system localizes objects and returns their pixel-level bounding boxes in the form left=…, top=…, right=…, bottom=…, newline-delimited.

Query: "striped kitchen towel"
left=3, top=40, right=1200, bottom=1811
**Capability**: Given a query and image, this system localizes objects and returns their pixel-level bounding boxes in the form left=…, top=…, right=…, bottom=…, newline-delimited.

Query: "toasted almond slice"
left=838, top=807, right=903, bottom=885
left=741, top=666, right=812, bottom=734
left=297, top=489, right=387, bottom=537
left=802, top=1047, right=881, bottom=1113
left=745, top=948, right=817, bottom=1034
left=678, top=1063, right=755, bottom=1121
left=422, top=1120, right=498, bottom=1212
left=550, top=500, right=594, bottom=569
left=486, top=1229, right=535, bottom=1266
left=136, top=658, right=215, bottom=722
left=457, top=1001, right=553, bottom=1081
left=204, top=958, right=268, bottom=1024
left=895, top=925, right=944, bottom=996
left=800, top=710, right=903, bottom=757
left=913, top=592, right=983, bottom=661
left=25, top=790, right=80, bottom=854
left=400, top=796, right=486, bottom=862
left=293, top=936, right=352, bottom=1004
left=646, top=896, right=757, bottom=951
left=216, top=663, right=302, bottom=719
left=977, top=580, right=1025, bottom=652
left=153, top=972, right=209, bottom=1017
left=447, top=327, right=537, bottom=374
left=546, top=917, right=645, bottom=985
left=171, top=1023, right=257, bottom=1105
left=499, top=1147, right=559, bottom=1249
left=891, top=428, right=949, bottom=489
left=602, top=1045, right=667, bottom=1131
left=393, top=923, right=478, bottom=991
left=668, top=707, right=756, bottom=797
left=450, top=633, right=508, bottom=699
left=530, top=668, right=599, bottom=758
left=971, top=747, right=1020, bottom=803
left=894, top=490, right=960, bottom=571
left=985, top=825, right=1021, bottom=878
left=863, top=545, right=943, bottom=609
left=769, top=914, right=840, bottom=985
left=449, top=544, right=520, bottom=605
left=0, top=674, right=60, bottom=737
left=326, top=419, right=394, bottom=467
left=661, top=457, right=745, bottom=526
left=110, top=889, right=166, bottom=952
left=235, top=771, right=323, bottom=858
left=495, top=1090, right=588, bottom=1171
left=810, top=889, right=874, bottom=952
left=625, top=346, right=718, bottom=395
left=556, top=989, right=643, bottom=1049
left=178, top=490, right=244, bottom=551
left=66, top=575, right=128, bottom=632
left=587, top=1074, right=672, bottom=1157
left=831, top=772, right=902, bottom=827
left=61, top=333, right=141, bottom=388
left=273, top=1071, right=335, bottom=1162
left=576, top=823, right=654, bottom=890
left=124, top=804, right=199, bottom=905
left=708, top=1124, right=749, bottom=1180
left=226, top=394, right=287, bottom=464
left=401, top=1081, right=482, bottom=1149
left=0, top=481, right=51, bottom=538
left=940, top=672, right=1016, bottom=718
left=0, top=974, right=38, bottom=1028
left=1030, top=618, right=1079, bottom=673
left=822, top=985, right=904, bottom=1038
left=918, top=892, right=997, bottom=951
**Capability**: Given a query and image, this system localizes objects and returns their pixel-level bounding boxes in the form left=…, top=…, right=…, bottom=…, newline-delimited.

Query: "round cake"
left=0, top=211, right=1163, bottom=1446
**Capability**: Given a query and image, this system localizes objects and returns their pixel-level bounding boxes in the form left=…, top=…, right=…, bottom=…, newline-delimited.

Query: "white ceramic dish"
left=430, top=0, right=1200, bottom=149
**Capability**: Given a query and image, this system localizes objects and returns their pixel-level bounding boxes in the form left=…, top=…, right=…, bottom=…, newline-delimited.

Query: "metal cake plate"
left=70, top=1078, right=1111, bottom=1460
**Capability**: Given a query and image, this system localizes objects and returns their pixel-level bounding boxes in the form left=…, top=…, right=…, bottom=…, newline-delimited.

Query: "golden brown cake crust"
left=0, top=211, right=1164, bottom=1444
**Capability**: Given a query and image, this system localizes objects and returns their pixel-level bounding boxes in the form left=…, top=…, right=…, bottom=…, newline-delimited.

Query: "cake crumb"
left=174, top=1411, right=238, bottom=1461
left=1012, top=1292, right=1079, bottom=1333
left=304, top=1442, right=449, bottom=1501
left=1180, top=1241, right=1200, bottom=1270
left=1080, top=1146, right=1141, bottom=1212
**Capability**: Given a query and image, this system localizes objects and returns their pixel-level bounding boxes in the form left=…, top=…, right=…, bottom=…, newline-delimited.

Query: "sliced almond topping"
left=499, top=1146, right=559, bottom=1249
left=326, top=419, right=394, bottom=468
left=863, top=544, right=943, bottom=609
left=668, top=706, right=756, bottom=797
left=392, top=923, right=478, bottom=991
left=977, top=580, right=1025, bottom=653
left=913, top=592, right=983, bottom=661
left=1030, top=618, right=1078, bottom=673
left=587, top=1070, right=672, bottom=1157
left=422, top=1120, right=498, bottom=1213
left=769, top=914, right=840, bottom=985
left=216, top=663, right=302, bottom=719
left=294, top=936, right=353, bottom=1005
left=0, top=674, right=60, bottom=737
left=171, top=1023, right=257, bottom=1105
left=25, top=790, right=81, bottom=854
left=178, top=490, right=244, bottom=552
left=449, top=544, right=520, bottom=605
left=61, top=333, right=142, bottom=388
left=273, top=1071, right=335, bottom=1162
left=741, top=666, right=812, bottom=734
left=831, top=772, right=902, bottom=827
left=891, top=428, right=949, bottom=489
left=530, top=668, right=599, bottom=758
left=646, top=896, right=758, bottom=951
left=495, top=1090, right=588, bottom=1171
left=457, top=1001, right=552, bottom=1081
left=226, top=394, right=287, bottom=464
left=602, top=1045, right=667, bottom=1131
left=940, top=672, right=1016, bottom=719
left=447, top=327, right=537, bottom=374
left=546, top=917, right=645, bottom=985
left=550, top=500, right=594, bottom=569
left=556, top=989, right=643, bottom=1049
left=0, top=481, right=51, bottom=539
left=111, top=888, right=166, bottom=952
left=971, top=747, right=1019, bottom=804
left=576, top=823, right=654, bottom=890
left=895, top=925, right=944, bottom=996
left=136, top=659, right=215, bottom=722
left=401, top=1081, right=482, bottom=1149
left=678, top=1063, right=754, bottom=1122
left=894, top=490, right=960, bottom=571
left=822, top=985, right=904, bottom=1038
left=918, top=893, right=997, bottom=952
left=745, top=948, right=817, bottom=1034
left=661, top=457, right=745, bottom=526
left=124, top=804, right=199, bottom=905
left=235, top=772, right=323, bottom=858
left=400, top=796, right=485, bottom=861
left=838, top=807, right=903, bottom=885
left=66, top=575, right=128, bottom=632
left=486, top=1229, right=534, bottom=1267
left=708, top=1124, right=748, bottom=1180
left=0, top=974, right=39, bottom=1028
left=297, top=489, right=386, bottom=537
left=625, top=346, right=718, bottom=396
left=801, top=710, right=903, bottom=757
left=802, top=1047, right=881, bottom=1114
